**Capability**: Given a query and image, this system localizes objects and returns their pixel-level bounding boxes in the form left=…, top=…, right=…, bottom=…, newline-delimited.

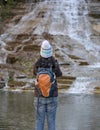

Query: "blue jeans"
left=34, top=97, right=58, bottom=130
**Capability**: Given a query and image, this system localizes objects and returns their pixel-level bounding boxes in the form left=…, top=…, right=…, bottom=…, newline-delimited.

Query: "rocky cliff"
left=88, top=0, right=100, bottom=45
left=0, top=0, right=100, bottom=93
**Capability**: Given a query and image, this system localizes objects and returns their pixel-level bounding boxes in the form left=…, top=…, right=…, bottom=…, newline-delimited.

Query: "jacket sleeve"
left=53, top=59, right=62, bottom=77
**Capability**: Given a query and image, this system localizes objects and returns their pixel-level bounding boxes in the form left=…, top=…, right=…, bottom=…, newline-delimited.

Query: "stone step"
left=89, top=13, right=100, bottom=19
left=57, top=76, right=76, bottom=80
left=58, top=83, right=71, bottom=89
left=88, top=2, right=100, bottom=19
left=57, top=79, right=74, bottom=84
left=10, top=3, right=30, bottom=15
left=89, top=3, right=100, bottom=7
left=57, top=76, right=76, bottom=90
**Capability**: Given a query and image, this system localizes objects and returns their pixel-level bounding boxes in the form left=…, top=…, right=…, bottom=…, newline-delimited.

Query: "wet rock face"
left=0, top=1, right=100, bottom=92
left=88, top=0, right=100, bottom=34
left=6, top=54, right=18, bottom=64
left=0, top=75, right=5, bottom=89
left=88, top=0, right=100, bottom=18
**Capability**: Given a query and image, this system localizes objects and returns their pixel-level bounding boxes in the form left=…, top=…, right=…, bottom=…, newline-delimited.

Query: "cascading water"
left=43, top=0, right=100, bottom=94
left=0, top=40, right=7, bottom=64
left=25, top=0, right=35, bottom=12
left=0, top=0, right=100, bottom=93
left=60, top=0, right=100, bottom=93
left=66, top=0, right=100, bottom=52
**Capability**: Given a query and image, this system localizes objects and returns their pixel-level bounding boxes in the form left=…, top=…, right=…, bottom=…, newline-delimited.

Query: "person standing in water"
left=33, top=40, right=62, bottom=130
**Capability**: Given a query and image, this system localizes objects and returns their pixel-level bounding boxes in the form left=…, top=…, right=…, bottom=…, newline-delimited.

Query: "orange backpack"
left=35, top=68, right=56, bottom=97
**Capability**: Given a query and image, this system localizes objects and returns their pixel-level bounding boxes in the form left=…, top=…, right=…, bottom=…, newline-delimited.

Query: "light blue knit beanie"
left=40, top=40, right=53, bottom=58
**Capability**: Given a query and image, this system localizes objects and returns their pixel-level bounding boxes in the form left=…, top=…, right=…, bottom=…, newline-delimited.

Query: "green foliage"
left=0, top=1, right=28, bottom=21
left=1, top=7, right=12, bottom=20
left=0, top=0, right=17, bottom=21
left=0, top=0, right=41, bottom=21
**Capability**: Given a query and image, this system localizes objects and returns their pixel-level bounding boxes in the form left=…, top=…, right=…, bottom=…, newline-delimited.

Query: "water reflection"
left=0, top=91, right=100, bottom=130
left=57, top=94, right=100, bottom=130
left=0, top=91, right=35, bottom=130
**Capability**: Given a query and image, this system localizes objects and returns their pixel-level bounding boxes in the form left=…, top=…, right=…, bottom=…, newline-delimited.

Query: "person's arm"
left=53, top=59, right=62, bottom=77
left=33, top=59, right=40, bottom=76
left=33, top=63, right=38, bottom=76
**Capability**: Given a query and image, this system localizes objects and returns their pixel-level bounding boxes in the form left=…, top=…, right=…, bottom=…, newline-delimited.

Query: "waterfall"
left=62, top=0, right=100, bottom=93
left=67, top=77, right=92, bottom=94
left=0, top=40, right=7, bottom=64
left=66, top=0, right=100, bottom=55
left=0, top=0, right=100, bottom=93
left=67, top=76, right=100, bottom=94
left=25, top=0, right=35, bottom=12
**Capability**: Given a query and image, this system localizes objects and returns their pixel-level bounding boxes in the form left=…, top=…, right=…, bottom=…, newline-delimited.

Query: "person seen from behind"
left=33, top=40, right=62, bottom=130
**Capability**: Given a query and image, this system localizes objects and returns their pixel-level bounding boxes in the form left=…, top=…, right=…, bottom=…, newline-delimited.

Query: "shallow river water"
left=0, top=91, right=100, bottom=130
